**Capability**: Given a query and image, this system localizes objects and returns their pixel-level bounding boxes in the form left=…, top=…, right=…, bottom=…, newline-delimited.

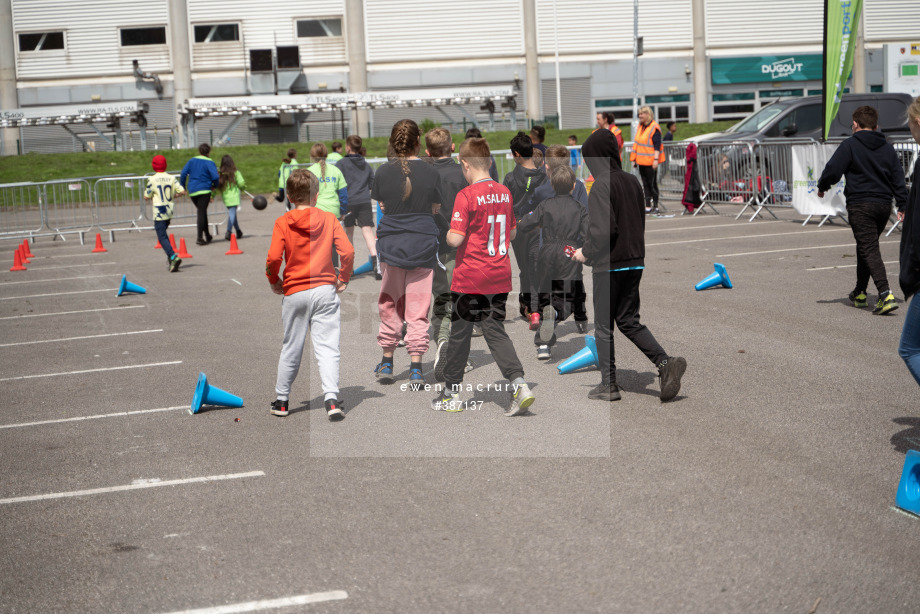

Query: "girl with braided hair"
left=371, top=119, right=443, bottom=389
left=305, top=142, right=348, bottom=219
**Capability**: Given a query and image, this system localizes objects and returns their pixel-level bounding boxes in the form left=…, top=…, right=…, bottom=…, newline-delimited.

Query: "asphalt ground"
left=0, top=201, right=917, bottom=613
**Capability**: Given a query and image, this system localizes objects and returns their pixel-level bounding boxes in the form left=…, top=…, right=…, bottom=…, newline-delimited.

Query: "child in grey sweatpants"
left=266, top=169, right=355, bottom=421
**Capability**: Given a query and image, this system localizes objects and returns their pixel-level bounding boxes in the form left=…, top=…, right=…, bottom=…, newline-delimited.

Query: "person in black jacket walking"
left=572, top=128, right=686, bottom=402
left=817, top=105, right=908, bottom=315
left=898, top=96, right=920, bottom=386
left=503, top=131, right=548, bottom=322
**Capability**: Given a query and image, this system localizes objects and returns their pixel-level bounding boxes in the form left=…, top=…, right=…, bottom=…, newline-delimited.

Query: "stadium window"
left=18, top=31, right=65, bottom=52
left=296, top=18, right=343, bottom=38
left=193, top=24, right=240, bottom=43
left=120, top=26, right=167, bottom=47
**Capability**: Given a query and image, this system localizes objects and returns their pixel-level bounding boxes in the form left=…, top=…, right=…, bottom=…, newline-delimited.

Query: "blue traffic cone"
left=354, top=256, right=373, bottom=276
left=695, top=263, right=733, bottom=291
left=557, top=335, right=599, bottom=374
left=376, top=202, right=383, bottom=225
left=190, top=372, right=244, bottom=415
left=896, top=450, right=920, bottom=516
left=116, top=275, right=147, bottom=296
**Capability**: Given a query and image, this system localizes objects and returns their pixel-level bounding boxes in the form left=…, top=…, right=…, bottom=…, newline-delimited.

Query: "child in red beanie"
left=144, top=154, right=186, bottom=272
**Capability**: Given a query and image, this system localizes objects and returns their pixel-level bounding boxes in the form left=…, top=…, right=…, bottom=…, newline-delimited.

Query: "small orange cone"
left=225, top=234, right=243, bottom=255
left=154, top=239, right=162, bottom=249
left=170, top=234, right=178, bottom=251
left=91, top=233, right=107, bottom=253
left=22, top=241, right=35, bottom=259
left=10, top=250, right=26, bottom=272
left=17, top=245, right=30, bottom=264
left=177, top=237, right=193, bottom=259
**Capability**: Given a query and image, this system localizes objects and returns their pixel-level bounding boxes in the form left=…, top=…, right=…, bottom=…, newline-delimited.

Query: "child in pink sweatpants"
left=371, top=119, right=443, bottom=391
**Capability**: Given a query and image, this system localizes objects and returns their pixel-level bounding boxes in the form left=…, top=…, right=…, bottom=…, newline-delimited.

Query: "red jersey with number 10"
left=449, top=179, right=516, bottom=295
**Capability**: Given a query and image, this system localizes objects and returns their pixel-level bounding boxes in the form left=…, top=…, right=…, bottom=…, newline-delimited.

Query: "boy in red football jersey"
left=431, top=138, right=535, bottom=416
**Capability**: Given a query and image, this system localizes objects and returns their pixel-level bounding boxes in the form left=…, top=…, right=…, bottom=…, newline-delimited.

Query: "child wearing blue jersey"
left=144, top=155, right=186, bottom=272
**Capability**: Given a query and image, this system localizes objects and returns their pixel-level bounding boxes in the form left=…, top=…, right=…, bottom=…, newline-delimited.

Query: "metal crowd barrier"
left=0, top=172, right=228, bottom=244
left=0, top=182, right=45, bottom=239
left=887, top=136, right=919, bottom=235
left=41, top=179, right=95, bottom=237
left=694, top=140, right=761, bottom=219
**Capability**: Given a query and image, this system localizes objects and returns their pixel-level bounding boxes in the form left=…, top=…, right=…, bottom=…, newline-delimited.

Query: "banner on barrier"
left=791, top=144, right=847, bottom=216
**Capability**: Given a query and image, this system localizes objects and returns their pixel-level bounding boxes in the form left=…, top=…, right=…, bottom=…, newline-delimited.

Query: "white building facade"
left=1, top=0, right=918, bottom=153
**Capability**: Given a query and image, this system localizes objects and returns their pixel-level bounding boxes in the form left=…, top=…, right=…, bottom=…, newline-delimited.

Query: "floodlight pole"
left=553, top=0, right=562, bottom=129
left=631, top=0, right=639, bottom=150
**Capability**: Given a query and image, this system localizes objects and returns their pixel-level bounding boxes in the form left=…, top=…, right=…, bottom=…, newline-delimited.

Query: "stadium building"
left=0, top=0, right=917, bottom=154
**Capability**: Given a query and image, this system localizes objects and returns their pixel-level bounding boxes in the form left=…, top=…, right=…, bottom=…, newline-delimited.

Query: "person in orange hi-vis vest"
left=630, top=106, right=666, bottom=214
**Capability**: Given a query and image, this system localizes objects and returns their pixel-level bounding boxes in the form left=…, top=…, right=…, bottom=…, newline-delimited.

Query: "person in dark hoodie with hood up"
left=503, top=131, right=549, bottom=323
left=338, top=135, right=379, bottom=279
left=818, top=105, right=908, bottom=316
left=572, top=128, right=687, bottom=403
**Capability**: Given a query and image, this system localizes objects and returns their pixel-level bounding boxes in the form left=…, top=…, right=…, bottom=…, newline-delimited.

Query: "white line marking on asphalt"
left=0, top=471, right=265, bottom=505
left=648, top=228, right=850, bottom=248
left=0, top=405, right=186, bottom=430
left=231, top=279, right=242, bottom=285
left=0, top=361, right=182, bottom=382
left=889, top=506, right=920, bottom=521
left=0, top=275, right=117, bottom=286
left=808, top=260, right=899, bottom=271
left=24, top=262, right=116, bottom=271
left=646, top=221, right=783, bottom=233
left=0, top=288, right=116, bottom=301
left=162, top=590, right=349, bottom=614
left=716, top=241, right=898, bottom=258
left=0, top=329, right=163, bottom=347
left=0, top=305, right=143, bottom=320
left=28, top=253, right=103, bottom=259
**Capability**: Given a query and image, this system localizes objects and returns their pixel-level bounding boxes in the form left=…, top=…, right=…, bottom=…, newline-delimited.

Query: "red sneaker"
left=529, top=312, right=541, bottom=331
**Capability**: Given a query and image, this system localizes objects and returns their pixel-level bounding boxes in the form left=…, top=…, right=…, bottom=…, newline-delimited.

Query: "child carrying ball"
left=431, top=138, right=535, bottom=416
left=266, top=170, right=355, bottom=421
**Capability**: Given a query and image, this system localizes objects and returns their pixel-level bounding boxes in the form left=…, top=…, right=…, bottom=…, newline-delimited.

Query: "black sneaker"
left=575, top=320, right=589, bottom=334
left=169, top=257, right=182, bottom=273
left=205, top=235, right=213, bottom=244
left=537, top=344, right=551, bottom=360
left=658, top=357, right=687, bottom=402
left=224, top=231, right=232, bottom=241
left=236, top=230, right=244, bottom=239
left=195, top=239, right=207, bottom=246
left=270, top=399, right=289, bottom=417
left=325, top=398, right=344, bottom=421
left=588, top=383, right=621, bottom=401
left=431, top=386, right=462, bottom=411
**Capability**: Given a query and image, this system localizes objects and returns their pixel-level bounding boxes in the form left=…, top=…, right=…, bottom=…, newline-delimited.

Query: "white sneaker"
left=433, top=339, right=449, bottom=382
left=505, top=382, right=535, bottom=416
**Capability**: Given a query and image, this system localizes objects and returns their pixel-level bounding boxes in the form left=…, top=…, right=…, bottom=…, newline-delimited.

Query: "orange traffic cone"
left=17, top=245, right=30, bottom=264
left=170, top=234, right=178, bottom=251
left=10, top=250, right=26, bottom=272
left=92, top=233, right=107, bottom=253
left=22, top=240, right=35, bottom=259
left=225, top=234, right=243, bottom=255
left=154, top=238, right=162, bottom=249
left=177, top=237, right=193, bottom=259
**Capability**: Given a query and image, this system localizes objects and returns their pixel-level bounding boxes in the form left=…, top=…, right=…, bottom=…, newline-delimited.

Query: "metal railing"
left=0, top=173, right=227, bottom=243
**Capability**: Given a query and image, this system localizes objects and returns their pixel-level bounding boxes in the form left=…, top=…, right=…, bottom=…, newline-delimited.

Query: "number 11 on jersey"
left=486, top=214, right=508, bottom=257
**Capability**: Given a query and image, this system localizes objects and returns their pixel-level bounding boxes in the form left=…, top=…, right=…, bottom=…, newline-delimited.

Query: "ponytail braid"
left=389, top=119, right=420, bottom=200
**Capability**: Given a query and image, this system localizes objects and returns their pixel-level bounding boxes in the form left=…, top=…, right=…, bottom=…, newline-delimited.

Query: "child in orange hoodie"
left=266, top=170, right=355, bottom=421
